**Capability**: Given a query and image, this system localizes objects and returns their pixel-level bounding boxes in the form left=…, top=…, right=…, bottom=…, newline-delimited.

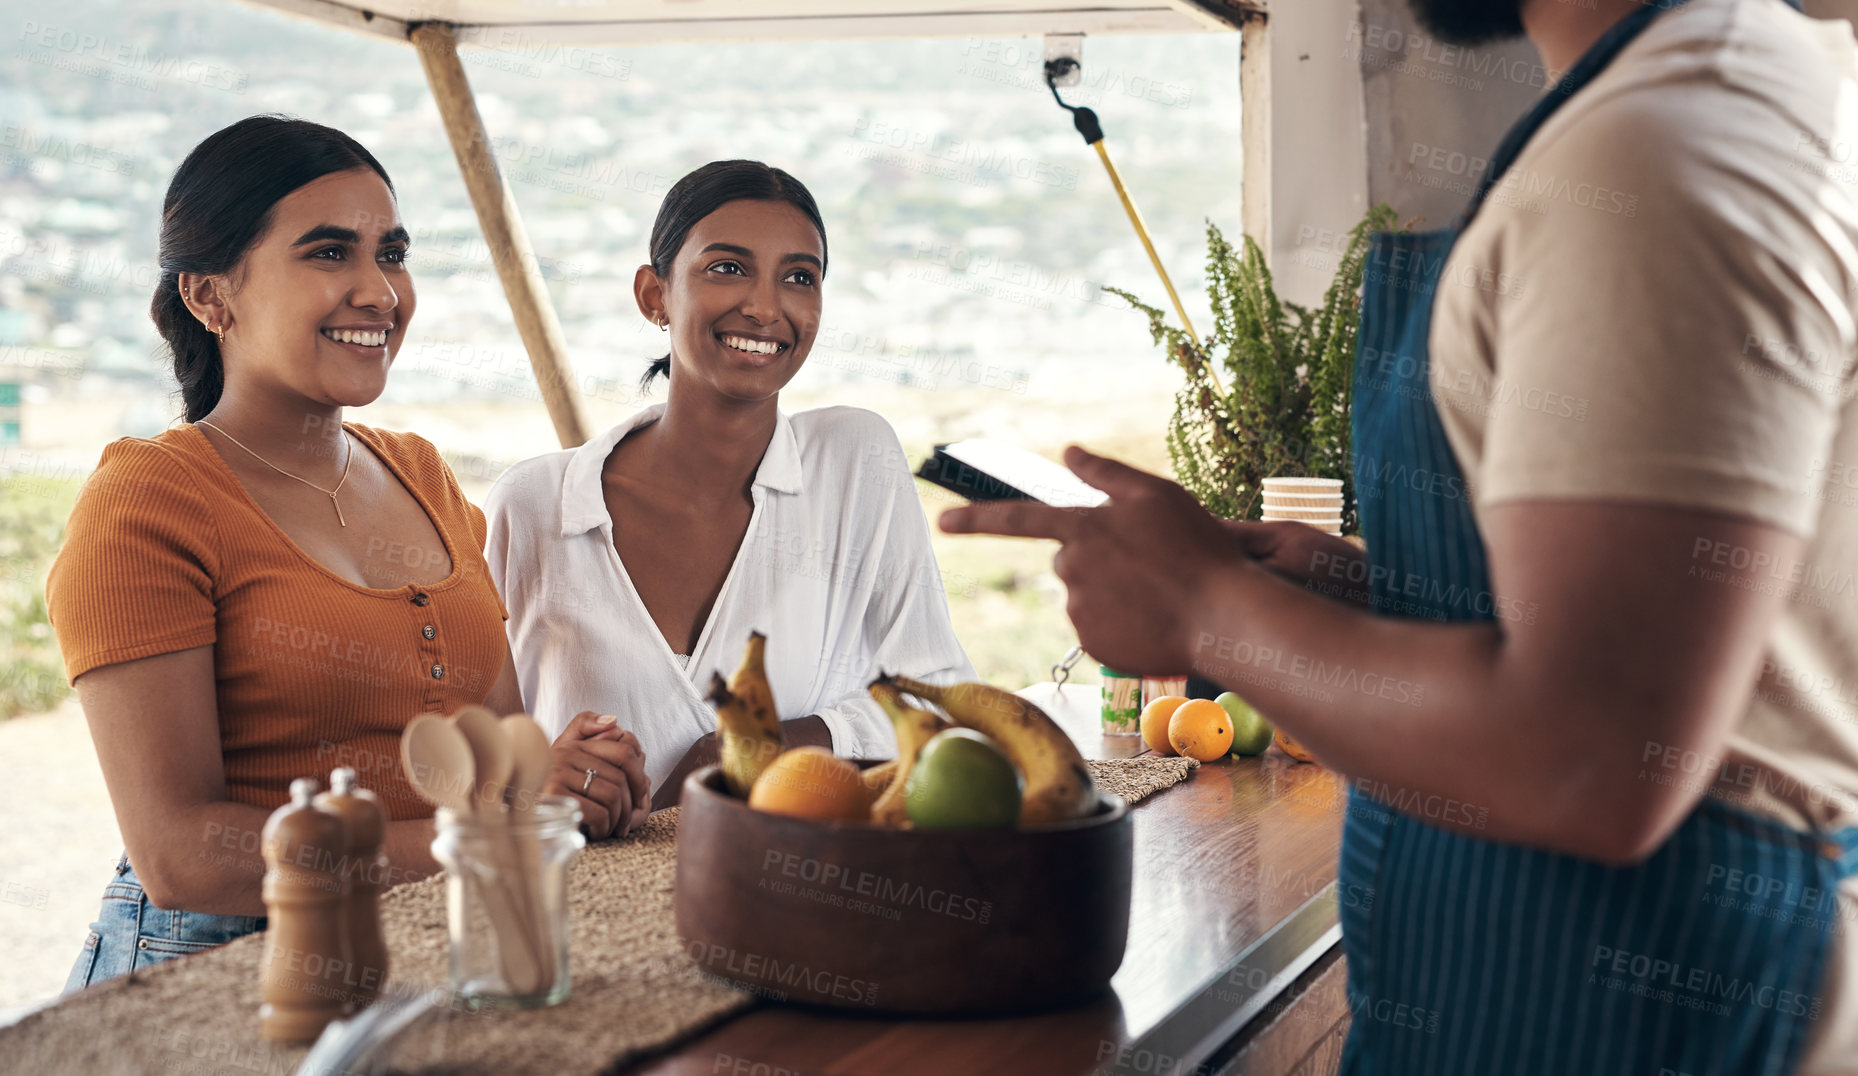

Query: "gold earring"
left=211, top=322, right=225, bottom=342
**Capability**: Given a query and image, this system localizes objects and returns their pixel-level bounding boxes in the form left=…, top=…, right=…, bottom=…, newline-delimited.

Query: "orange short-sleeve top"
left=45, top=422, right=510, bottom=820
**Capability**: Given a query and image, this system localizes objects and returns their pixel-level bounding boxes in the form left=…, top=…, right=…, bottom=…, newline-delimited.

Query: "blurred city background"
left=0, top=0, right=1241, bottom=1013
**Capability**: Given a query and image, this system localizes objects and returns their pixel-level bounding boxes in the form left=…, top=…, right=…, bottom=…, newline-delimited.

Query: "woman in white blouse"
left=485, top=161, right=975, bottom=825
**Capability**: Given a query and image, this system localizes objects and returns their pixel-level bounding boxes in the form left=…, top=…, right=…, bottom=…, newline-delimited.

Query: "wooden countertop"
left=627, top=685, right=1350, bottom=1076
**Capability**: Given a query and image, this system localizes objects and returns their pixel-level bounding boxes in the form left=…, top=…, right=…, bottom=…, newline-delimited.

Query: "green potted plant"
left=1107, top=204, right=1398, bottom=534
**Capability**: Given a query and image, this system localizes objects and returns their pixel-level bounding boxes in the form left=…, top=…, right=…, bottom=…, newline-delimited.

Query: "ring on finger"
left=582, top=767, right=597, bottom=794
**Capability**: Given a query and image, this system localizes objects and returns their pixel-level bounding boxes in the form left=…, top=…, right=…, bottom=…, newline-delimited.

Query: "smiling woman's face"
left=213, top=167, right=415, bottom=411
left=641, top=197, right=825, bottom=404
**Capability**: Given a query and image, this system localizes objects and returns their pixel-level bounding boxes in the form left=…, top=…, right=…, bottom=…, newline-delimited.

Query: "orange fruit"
left=1140, top=695, right=1190, bottom=755
left=1168, top=698, right=1233, bottom=762
left=747, top=747, right=870, bottom=822
left=1274, top=728, right=1318, bottom=764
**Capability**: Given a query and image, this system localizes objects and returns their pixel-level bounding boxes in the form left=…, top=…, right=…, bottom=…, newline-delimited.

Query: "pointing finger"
left=938, top=498, right=1081, bottom=541
left=1062, top=445, right=1164, bottom=498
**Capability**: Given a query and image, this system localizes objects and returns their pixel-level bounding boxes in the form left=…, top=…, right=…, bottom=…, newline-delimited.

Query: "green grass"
left=1, top=475, right=79, bottom=719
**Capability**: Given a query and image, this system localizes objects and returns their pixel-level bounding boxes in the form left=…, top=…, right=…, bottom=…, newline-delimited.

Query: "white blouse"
left=483, top=403, right=976, bottom=791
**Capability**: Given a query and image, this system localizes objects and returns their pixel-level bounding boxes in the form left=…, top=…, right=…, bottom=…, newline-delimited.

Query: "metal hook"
left=1051, top=645, right=1086, bottom=689
left=1044, top=59, right=1103, bottom=144
left=1044, top=58, right=1079, bottom=109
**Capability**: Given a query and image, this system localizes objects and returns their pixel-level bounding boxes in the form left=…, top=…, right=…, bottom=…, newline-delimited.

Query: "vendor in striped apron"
left=1343, top=0, right=1858, bottom=1072
left=939, top=0, right=1858, bottom=1071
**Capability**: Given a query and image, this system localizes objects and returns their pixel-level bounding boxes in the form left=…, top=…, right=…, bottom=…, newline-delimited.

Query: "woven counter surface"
left=5, top=756, right=1197, bottom=1075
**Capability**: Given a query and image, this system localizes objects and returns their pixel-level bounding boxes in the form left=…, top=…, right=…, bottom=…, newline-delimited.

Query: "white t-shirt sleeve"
left=1432, top=86, right=1856, bottom=536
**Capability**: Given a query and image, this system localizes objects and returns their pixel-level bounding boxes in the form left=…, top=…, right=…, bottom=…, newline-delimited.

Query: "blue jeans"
left=62, top=852, right=267, bottom=994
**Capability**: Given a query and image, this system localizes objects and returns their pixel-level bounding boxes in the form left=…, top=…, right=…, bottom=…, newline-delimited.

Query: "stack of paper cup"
left=1260, top=477, right=1344, bottom=536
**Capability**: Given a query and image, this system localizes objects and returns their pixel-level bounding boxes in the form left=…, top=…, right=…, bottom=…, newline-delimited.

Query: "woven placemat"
left=3, top=755, right=1197, bottom=1075
left=1088, top=755, right=1198, bottom=804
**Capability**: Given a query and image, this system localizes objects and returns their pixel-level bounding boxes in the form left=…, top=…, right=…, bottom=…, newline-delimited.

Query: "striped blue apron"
left=1340, top=2, right=1858, bottom=1073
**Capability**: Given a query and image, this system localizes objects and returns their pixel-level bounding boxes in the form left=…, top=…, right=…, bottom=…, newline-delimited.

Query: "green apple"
left=905, top=728, right=1023, bottom=830
left=1217, top=691, right=1274, bottom=756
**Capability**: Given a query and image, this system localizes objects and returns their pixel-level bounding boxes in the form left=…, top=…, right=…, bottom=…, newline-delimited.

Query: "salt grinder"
left=315, top=767, right=390, bottom=1009
left=259, top=777, right=351, bottom=1043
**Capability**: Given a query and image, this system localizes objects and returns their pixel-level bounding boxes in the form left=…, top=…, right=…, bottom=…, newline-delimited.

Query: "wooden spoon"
left=502, top=715, right=553, bottom=818
left=451, top=706, right=514, bottom=817
left=447, top=706, right=543, bottom=995
left=501, top=714, right=557, bottom=987
left=400, top=714, right=476, bottom=814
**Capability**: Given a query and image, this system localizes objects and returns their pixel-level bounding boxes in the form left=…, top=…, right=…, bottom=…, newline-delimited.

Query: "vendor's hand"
left=544, top=712, right=652, bottom=840
left=654, top=732, right=721, bottom=813
left=939, top=446, right=1242, bottom=675
left=1224, top=520, right=1370, bottom=604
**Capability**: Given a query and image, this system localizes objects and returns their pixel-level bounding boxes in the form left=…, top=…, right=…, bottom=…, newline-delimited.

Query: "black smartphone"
left=915, top=440, right=1108, bottom=508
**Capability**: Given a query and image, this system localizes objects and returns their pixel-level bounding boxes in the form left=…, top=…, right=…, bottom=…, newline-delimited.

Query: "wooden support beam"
left=1239, top=11, right=1270, bottom=259
left=410, top=21, right=591, bottom=450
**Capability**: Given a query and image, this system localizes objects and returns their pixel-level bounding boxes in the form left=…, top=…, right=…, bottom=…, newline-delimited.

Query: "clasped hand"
left=543, top=711, right=652, bottom=839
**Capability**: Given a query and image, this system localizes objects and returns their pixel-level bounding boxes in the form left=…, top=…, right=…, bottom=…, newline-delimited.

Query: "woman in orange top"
left=46, top=116, right=650, bottom=992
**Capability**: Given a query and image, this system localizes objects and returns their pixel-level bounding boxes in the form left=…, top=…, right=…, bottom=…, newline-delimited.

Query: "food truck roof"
left=232, top=0, right=1252, bottom=44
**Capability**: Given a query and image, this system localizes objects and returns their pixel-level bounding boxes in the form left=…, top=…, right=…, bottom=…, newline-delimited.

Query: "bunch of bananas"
left=868, top=674, right=1097, bottom=827
left=705, top=632, right=1097, bottom=827
left=866, top=682, right=947, bottom=827
left=706, top=631, right=784, bottom=798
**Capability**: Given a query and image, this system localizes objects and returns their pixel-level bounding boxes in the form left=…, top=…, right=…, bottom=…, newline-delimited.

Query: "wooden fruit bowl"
left=673, top=764, right=1133, bottom=1016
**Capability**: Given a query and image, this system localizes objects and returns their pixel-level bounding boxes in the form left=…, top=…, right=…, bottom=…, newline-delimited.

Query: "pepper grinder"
left=259, top=777, right=351, bottom=1043
left=315, top=766, right=390, bottom=1010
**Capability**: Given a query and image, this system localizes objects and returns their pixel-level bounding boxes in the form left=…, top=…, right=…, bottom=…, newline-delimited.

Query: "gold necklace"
left=197, top=419, right=355, bottom=527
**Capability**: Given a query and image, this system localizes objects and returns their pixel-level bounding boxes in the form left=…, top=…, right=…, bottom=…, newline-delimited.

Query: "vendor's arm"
left=1223, top=520, right=1370, bottom=605
left=77, top=646, right=445, bottom=917
left=944, top=462, right=1797, bottom=865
